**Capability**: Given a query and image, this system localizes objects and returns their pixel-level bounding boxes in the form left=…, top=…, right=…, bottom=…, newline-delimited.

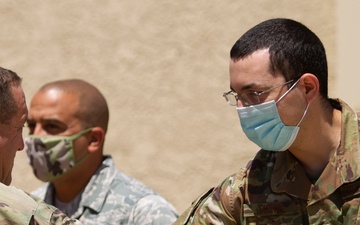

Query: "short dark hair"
left=0, top=67, right=22, bottom=124
left=230, top=18, right=328, bottom=99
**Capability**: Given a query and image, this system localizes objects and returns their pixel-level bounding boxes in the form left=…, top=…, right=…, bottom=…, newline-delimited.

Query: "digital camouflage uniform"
left=32, top=156, right=178, bottom=225
left=175, top=99, right=360, bottom=225
left=0, top=182, right=82, bottom=224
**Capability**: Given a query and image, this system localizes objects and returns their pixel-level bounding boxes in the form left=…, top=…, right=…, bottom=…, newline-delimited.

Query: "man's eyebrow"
left=40, top=118, right=60, bottom=123
left=27, top=118, right=61, bottom=124
left=230, top=82, right=262, bottom=93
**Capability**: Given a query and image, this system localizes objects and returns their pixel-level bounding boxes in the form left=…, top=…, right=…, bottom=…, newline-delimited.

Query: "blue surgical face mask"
left=236, top=79, right=309, bottom=151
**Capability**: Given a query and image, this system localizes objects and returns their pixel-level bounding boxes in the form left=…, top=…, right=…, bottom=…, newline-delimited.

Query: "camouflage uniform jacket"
left=0, top=182, right=82, bottom=224
left=32, top=156, right=178, bottom=225
left=175, top=99, right=360, bottom=225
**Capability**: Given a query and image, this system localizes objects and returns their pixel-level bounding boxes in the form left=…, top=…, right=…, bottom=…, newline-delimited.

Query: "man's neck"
left=290, top=106, right=342, bottom=181
left=52, top=176, right=89, bottom=203
left=52, top=155, right=103, bottom=202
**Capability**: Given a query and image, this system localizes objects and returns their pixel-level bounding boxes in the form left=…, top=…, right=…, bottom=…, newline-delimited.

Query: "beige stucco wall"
left=2, top=1, right=341, bottom=213
left=336, top=1, right=360, bottom=111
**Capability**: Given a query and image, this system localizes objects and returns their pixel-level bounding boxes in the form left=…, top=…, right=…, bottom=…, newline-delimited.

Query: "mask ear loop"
left=70, top=127, right=93, bottom=164
left=276, top=79, right=301, bottom=103
left=296, top=103, right=310, bottom=127
left=274, top=78, right=309, bottom=127
left=70, top=127, right=93, bottom=141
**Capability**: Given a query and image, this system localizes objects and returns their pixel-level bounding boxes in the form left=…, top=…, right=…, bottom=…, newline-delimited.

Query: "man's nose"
left=33, top=124, right=46, bottom=136
left=18, top=135, right=24, bottom=151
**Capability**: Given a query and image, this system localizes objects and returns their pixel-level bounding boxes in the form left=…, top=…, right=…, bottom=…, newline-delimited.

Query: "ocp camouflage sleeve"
left=0, top=183, right=82, bottom=224
left=34, top=203, right=83, bottom=225
left=175, top=169, right=247, bottom=225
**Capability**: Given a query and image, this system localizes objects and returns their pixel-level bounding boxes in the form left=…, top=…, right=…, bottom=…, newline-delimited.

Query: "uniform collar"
left=271, top=99, right=360, bottom=202
left=75, top=156, right=117, bottom=214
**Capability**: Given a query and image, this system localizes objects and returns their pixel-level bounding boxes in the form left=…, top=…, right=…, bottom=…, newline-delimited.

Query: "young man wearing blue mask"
left=175, top=18, right=359, bottom=224
left=25, top=79, right=178, bottom=224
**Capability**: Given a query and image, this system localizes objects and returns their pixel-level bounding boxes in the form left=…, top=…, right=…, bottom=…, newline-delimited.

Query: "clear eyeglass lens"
left=224, top=91, right=262, bottom=106
left=240, top=92, right=260, bottom=106
left=224, top=92, right=238, bottom=106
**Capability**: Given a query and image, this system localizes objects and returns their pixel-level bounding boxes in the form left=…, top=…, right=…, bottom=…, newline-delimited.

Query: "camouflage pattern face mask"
left=25, top=128, right=92, bottom=182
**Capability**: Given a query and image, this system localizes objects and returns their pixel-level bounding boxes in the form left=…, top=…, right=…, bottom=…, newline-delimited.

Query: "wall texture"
left=2, top=1, right=336, bottom=213
left=336, top=1, right=360, bottom=110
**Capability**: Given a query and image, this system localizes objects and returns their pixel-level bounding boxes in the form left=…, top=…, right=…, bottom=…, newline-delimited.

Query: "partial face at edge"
left=0, top=85, right=27, bottom=185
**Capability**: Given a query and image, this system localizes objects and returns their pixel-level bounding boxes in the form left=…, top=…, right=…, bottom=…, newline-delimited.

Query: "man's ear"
left=300, top=73, right=319, bottom=103
left=87, top=127, right=105, bottom=153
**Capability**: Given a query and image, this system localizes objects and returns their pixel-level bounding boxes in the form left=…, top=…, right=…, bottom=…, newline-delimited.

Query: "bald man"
left=25, top=79, right=178, bottom=224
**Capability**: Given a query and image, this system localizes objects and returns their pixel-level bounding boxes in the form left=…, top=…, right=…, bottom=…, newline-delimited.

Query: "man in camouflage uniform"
left=25, top=79, right=178, bottom=224
left=175, top=18, right=360, bottom=224
left=0, top=67, right=81, bottom=224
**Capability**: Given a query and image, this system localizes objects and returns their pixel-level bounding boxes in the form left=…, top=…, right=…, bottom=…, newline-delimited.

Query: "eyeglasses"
left=223, top=79, right=295, bottom=107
